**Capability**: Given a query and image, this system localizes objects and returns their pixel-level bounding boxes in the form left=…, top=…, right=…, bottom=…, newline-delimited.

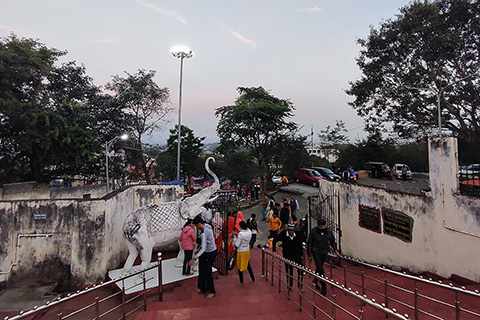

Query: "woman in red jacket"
left=179, top=219, right=197, bottom=276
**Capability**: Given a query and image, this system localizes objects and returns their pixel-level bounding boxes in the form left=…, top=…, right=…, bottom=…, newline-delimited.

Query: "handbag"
left=228, top=250, right=236, bottom=270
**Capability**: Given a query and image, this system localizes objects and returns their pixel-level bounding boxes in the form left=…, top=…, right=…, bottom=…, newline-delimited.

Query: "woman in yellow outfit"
left=234, top=221, right=255, bottom=283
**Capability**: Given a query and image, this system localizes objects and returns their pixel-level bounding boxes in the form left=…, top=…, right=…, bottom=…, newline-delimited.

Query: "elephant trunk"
left=180, top=157, right=220, bottom=219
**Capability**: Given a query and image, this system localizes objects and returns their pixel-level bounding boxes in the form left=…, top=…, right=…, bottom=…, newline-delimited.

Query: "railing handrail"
left=262, top=248, right=410, bottom=320
left=338, top=254, right=480, bottom=297
left=5, top=254, right=163, bottom=320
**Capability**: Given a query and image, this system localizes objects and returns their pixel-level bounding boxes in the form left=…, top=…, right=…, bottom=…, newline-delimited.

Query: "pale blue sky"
left=0, top=0, right=413, bottom=144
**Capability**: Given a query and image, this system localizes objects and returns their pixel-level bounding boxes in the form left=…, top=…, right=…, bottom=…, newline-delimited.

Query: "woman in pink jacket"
left=179, top=219, right=197, bottom=276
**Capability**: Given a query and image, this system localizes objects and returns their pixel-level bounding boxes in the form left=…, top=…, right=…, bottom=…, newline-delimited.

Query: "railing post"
left=278, top=259, right=282, bottom=293
left=361, top=271, right=365, bottom=296
left=455, top=292, right=460, bottom=320
left=262, top=248, right=265, bottom=278
left=57, top=312, right=62, bottom=320
left=271, top=254, right=274, bottom=286
left=122, top=279, right=126, bottom=320
left=385, top=279, right=389, bottom=310
left=332, top=287, right=337, bottom=320
left=344, top=266, right=347, bottom=295
left=142, top=272, right=147, bottom=311
left=95, top=297, right=100, bottom=320
left=330, top=260, right=333, bottom=279
left=414, top=287, right=419, bottom=320
left=157, top=252, right=163, bottom=302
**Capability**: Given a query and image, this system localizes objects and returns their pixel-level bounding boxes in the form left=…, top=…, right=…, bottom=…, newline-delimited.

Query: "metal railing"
left=5, top=253, right=163, bottom=320
left=459, top=171, right=480, bottom=197
left=330, top=255, right=480, bottom=320
left=262, top=249, right=409, bottom=320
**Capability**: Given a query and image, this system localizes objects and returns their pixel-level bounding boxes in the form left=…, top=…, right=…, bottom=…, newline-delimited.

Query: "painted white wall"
left=0, top=184, right=183, bottom=284
left=319, top=137, right=480, bottom=282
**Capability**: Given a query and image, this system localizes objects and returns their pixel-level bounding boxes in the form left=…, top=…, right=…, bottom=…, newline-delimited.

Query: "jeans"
left=182, top=250, right=193, bottom=275
left=198, top=251, right=217, bottom=294
left=284, top=256, right=303, bottom=289
left=312, top=251, right=328, bottom=295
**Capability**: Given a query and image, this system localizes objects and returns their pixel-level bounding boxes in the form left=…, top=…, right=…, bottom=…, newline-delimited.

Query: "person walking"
left=307, top=218, right=341, bottom=296
left=189, top=216, right=217, bottom=298
left=289, top=195, right=299, bottom=218
left=261, top=195, right=269, bottom=220
left=272, top=223, right=304, bottom=290
left=246, top=213, right=259, bottom=249
left=234, top=221, right=255, bottom=283
left=279, top=201, right=291, bottom=232
left=234, top=211, right=246, bottom=234
left=179, top=218, right=196, bottom=276
left=268, top=211, right=282, bottom=239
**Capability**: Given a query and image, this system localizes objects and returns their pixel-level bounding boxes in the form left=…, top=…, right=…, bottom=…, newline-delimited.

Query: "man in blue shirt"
left=189, top=216, right=217, bottom=298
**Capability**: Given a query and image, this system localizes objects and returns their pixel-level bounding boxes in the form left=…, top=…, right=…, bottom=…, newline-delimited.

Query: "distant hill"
left=203, top=142, right=219, bottom=152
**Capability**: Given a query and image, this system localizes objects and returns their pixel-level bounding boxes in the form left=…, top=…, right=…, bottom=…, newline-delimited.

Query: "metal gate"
left=209, top=189, right=238, bottom=275
left=307, top=189, right=342, bottom=252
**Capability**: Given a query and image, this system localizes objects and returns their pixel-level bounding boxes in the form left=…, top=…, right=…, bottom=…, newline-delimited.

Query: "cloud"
left=228, top=28, right=257, bottom=49
left=299, top=7, right=323, bottom=13
left=134, top=0, right=187, bottom=25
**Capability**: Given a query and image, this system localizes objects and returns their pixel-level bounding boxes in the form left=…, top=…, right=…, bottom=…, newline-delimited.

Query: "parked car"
left=272, top=175, right=282, bottom=185
left=459, top=164, right=480, bottom=178
left=365, top=162, right=392, bottom=180
left=312, top=167, right=341, bottom=182
left=294, top=168, right=323, bottom=187
left=392, top=163, right=412, bottom=180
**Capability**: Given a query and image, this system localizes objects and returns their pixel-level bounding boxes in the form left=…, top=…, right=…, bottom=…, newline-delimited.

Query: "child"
left=247, top=213, right=259, bottom=249
left=179, top=218, right=196, bottom=276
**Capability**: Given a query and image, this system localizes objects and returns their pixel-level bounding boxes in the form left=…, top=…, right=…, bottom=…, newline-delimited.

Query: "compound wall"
left=0, top=185, right=183, bottom=288
left=320, top=137, right=480, bottom=282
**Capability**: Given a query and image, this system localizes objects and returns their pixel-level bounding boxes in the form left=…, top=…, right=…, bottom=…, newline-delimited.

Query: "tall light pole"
left=171, top=46, right=193, bottom=181
left=105, top=134, right=128, bottom=193
left=405, top=70, right=478, bottom=138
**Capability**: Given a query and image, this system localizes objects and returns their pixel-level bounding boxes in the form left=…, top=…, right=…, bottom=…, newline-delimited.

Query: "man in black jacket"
left=307, top=218, right=341, bottom=296
left=273, top=223, right=304, bottom=290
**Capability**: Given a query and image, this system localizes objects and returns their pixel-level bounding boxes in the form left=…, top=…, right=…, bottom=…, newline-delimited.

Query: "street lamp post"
left=405, top=70, right=478, bottom=138
left=171, top=46, right=193, bottom=181
left=105, top=134, right=128, bottom=193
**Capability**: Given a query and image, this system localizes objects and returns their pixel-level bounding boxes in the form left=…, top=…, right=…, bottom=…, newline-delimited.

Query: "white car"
left=459, top=164, right=480, bottom=178
left=272, top=176, right=282, bottom=184
left=393, top=163, right=412, bottom=180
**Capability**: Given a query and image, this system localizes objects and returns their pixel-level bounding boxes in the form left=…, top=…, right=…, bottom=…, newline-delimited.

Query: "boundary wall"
left=0, top=185, right=183, bottom=287
left=319, top=137, right=480, bottom=282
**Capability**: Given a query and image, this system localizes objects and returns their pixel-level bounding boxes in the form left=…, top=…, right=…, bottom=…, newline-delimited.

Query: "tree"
left=318, top=120, right=349, bottom=163
left=157, top=125, right=205, bottom=181
left=0, top=35, right=102, bottom=183
left=215, top=86, right=298, bottom=192
left=106, top=69, right=173, bottom=184
left=347, top=0, right=480, bottom=145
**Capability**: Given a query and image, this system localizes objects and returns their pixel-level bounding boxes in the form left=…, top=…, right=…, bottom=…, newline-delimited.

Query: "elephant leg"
left=139, top=236, right=155, bottom=269
left=122, top=241, right=138, bottom=275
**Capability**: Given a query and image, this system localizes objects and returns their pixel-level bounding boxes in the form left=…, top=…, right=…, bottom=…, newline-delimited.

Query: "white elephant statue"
left=122, top=157, right=220, bottom=274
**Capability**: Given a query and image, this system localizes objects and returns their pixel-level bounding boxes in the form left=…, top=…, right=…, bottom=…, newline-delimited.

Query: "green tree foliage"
left=347, top=0, right=480, bottom=145
left=216, top=151, right=258, bottom=187
left=215, top=87, right=298, bottom=191
left=318, top=120, right=349, bottom=164
left=156, top=125, right=205, bottom=181
left=0, top=35, right=102, bottom=183
left=106, top=69, right=173, bottom=184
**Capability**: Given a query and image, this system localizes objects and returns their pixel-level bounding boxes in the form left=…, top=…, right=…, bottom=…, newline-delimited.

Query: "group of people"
left=178, top=193, right=340, bottom=299
left=178, top=210, right=260, bottom=299
left=272, top=218, right=341, bottom=295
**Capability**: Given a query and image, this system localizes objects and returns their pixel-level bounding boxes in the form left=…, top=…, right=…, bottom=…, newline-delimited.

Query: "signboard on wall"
left=382, top=208, right=414, bottom=242
left=358, top=204, right=381, bottom=233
